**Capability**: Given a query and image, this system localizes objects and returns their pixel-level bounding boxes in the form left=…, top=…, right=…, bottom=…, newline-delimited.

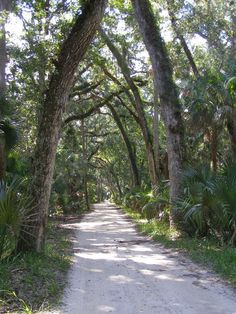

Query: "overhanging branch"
left=64, top=89, right=125, bottom=125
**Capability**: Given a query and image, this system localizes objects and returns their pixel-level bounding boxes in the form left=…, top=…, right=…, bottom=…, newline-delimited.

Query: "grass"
left=0, top=219, right=73, bottom=313
left=124, top=206, right=236, bottom=286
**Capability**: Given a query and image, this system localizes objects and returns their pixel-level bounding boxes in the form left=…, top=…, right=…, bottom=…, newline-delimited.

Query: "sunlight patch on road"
left=156, top=274, right=184, bottom=282
left=109, top=275, right=133, bottom=283
left=97, top=305, right=115, bottom=312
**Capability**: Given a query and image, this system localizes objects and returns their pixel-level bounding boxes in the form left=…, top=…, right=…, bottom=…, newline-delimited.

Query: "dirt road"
left=58, top=203, right=236, bottom=314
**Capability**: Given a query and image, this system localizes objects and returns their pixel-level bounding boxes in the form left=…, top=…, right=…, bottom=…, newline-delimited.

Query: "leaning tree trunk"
left=17, top=0, right=107, bottom=252
left=107, top=102, right=140, bottom=188
left=131, top=0, right=184, bottom=224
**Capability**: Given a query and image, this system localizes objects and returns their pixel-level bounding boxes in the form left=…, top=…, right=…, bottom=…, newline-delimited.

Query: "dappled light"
left=60, top=204, right=236, bottom=314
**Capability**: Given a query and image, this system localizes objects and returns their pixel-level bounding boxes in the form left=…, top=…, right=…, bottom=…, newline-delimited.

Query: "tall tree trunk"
left=153, top=87, right=160, bottom=183
left=131, top=0, right=184, bottom=224
left=0, top=0, right=10, bottom=98
left=81, top=119, right=89, bottom=210
left=228, top=13, right=236, bottom=156
left=0, top=0, right=10, bottom=180
left=101, top=29, right=158, bottom=190
left=0, top=23, right=6, bottom=99
left=107, top=102, right=140, bottom=188
left=17, top=0, right=107, bottom=252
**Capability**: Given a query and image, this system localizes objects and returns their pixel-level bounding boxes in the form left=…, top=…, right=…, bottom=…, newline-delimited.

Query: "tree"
left=131, top=0, right=184, bottom=223
left=0, top=0, right=11, bottom=180
left=17, top=0, right=107, bottom=252
left=107, top=102, right=140, bottom=187
left=100, top=29, right=159, bottom=191
left=166, top=0, right=236, bottom=162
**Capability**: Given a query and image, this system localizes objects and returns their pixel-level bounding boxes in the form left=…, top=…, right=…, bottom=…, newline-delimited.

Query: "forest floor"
left=50, top=202, right=236, bottom=314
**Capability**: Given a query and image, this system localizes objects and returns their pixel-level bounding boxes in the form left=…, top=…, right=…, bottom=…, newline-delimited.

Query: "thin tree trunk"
left=17, top=0, right=107, bottom=252
left=0, top=0, right=10, bottom=180
left=166, top=0, right=200, bottom=78
left=0, top=0, right=9, bottom=97
left=101, top=29, right=158, bottom=190
left=227, top=112, right=236, bottom=160
left=153, top=87, right=160, bottom=183
left=110, top=167, right=122, bottom=198
left=0, top=131, right=5, bottom=179
left=211, top=127, right=218, bottom=171
left=0, top=22, right=6, bottom=98
left=81, top=119, right=89, bottom=210
left=131, top=0, right=184, bottom=224
left=107, top=102, right=140, bottom=187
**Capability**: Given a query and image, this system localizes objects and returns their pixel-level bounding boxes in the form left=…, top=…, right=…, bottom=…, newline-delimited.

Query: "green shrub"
left=177, top=163, right=236, bottom=245
left=0, top=179, right=32, bottom=260
left=142, top=202, right=158, bottom=220
left=123, top=189, right=151, bottom=212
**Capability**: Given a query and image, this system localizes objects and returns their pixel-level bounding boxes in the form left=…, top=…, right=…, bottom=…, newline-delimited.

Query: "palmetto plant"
left=178, top=165, right=216, bottom=236
left=178, top=163, right=236, bottom=245
left=215, top=163, right=236, bottom=244
left=0, top=180, right=34, bottom=259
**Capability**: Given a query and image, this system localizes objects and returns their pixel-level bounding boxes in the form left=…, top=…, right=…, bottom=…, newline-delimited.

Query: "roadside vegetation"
left=0, top=219, right=73, bottom=313
left=120, top=163, right=236, bottom=286
left=125, top=207, right=236, bottom=286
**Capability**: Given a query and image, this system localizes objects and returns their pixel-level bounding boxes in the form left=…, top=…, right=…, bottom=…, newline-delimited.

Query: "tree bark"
left=101, top=29, right=158, bottom=190
left=0, top=22, right=6, bottom=98
left=227, top=112, right=236, bottom=160
left=0, top=0, right=11, bottom=96
left=0, top=130, right=5, bottom=179
left=0, top=0, right=10, bottom=180
left=81, top=119, right=89, bottom=210
left=17, top=0, right=107, bottom=252
left=131, top=0, right=184, bottom=223
left=153, top=86, right=160, bottom=183
left=110, top=167, right=122, bottom=198
left=107, top=102, right=140, bottom=188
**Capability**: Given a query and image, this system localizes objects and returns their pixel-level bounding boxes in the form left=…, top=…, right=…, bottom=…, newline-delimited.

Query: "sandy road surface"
left=56, top=203, right=236, bottom=314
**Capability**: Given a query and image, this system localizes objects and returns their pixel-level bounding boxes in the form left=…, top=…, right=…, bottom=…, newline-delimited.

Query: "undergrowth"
left=124, top=206, right=236, bottom=286
left=0, top=219, right=73, bottom=313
